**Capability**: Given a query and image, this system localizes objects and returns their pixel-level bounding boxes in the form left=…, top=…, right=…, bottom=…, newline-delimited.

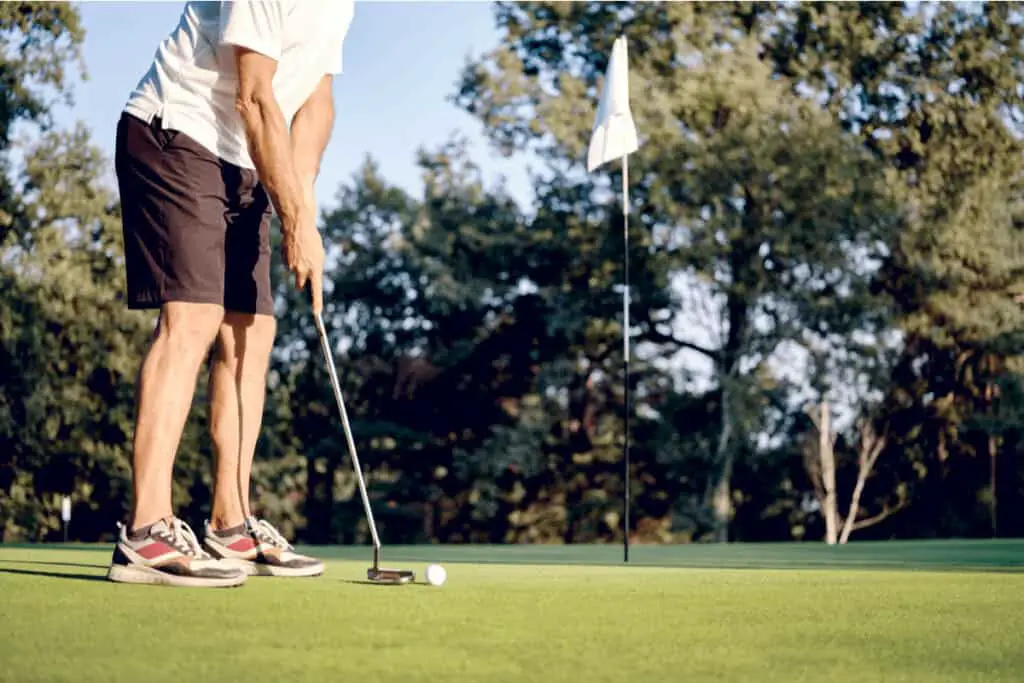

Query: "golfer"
left=107, top=0, right=355, bottom=587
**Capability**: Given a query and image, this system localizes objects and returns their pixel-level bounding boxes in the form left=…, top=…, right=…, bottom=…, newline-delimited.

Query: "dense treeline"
left=3, top=2, right=1024, bottom=544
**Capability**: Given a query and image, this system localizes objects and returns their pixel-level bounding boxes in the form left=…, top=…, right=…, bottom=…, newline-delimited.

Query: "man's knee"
left=155, top=302, right=224, bottom=360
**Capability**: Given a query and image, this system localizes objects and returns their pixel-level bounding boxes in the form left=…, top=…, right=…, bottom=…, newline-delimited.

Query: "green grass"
left=1, top=541, right=1022, bottom=682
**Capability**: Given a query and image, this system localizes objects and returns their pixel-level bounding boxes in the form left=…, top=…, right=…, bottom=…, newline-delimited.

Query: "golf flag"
left=586, top=36, right=639, bottom=565
left=586, top=35, right=638, bottom=173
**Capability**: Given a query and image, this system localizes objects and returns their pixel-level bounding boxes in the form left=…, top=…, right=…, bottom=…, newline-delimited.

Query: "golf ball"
left=425, top=563, right=447, bottom=586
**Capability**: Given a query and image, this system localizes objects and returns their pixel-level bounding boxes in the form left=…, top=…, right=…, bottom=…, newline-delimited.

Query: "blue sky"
left=55, top=1, right=534, bottom=211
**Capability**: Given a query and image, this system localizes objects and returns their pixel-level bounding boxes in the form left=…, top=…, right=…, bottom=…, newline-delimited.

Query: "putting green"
left=1, top=541, right=1022, bottom=682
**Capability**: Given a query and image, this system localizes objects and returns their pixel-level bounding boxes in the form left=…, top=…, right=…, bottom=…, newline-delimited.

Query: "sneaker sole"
left=219, top=557, right=325, bottom=578
left=107, top=563, right=247, bottom=588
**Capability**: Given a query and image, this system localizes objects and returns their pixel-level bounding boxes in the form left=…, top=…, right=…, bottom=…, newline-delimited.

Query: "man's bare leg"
left=130, top=302, right=224, bottom=531
left=208, top=312, right=276, bottom=529
left=203, top=310, right=325, bottom=577
left=110, top=298, right=246, bottom=587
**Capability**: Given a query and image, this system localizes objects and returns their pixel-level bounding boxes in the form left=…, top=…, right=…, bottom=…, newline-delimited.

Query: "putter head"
left=368, top=567, right=415, bottom=585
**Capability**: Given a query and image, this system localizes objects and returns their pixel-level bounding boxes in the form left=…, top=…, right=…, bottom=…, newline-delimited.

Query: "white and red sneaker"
left=107, top=517, right=248, bottom=588
left=203, top=517, right=324, bottom=578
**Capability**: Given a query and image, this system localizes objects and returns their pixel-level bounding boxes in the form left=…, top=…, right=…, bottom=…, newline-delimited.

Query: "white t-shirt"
left=124, top=0, right=355, bottom=170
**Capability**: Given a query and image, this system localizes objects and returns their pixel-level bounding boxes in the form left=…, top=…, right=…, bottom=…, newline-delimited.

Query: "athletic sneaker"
left=203, top=517, right=325, bottom=577
left=107, top=517, right=248, bottom=588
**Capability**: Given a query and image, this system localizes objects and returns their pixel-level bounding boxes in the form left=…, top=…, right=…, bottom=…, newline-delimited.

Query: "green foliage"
left=0, top=2, right=84, bottom=238
left=0, top=2, right=83, bottom=147
left=4, top=1, right=1024, bottom=545
left=0, top=125, right=152, bottom=541
left=454, top=1, right=902, bottom=541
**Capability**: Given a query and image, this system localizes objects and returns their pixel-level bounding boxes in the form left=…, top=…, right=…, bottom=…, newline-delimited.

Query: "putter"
left=312, top=310, right=415, bottom=585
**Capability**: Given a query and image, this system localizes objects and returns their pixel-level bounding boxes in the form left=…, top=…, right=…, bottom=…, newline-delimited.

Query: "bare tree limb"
left=839, top=419, right=894, bottom=543
left=645, top=326, right=721, bottom=361
left=804, top=404, right=821, bottom=430
left=863, top=426, right=886, bottom=470
left=819, top=403, right=838, bottom=544
left=851, top=499, right=909, bottom=532
left=804, top=402, right=839, bottom=544
left=803, top=403, right=838, bottom=447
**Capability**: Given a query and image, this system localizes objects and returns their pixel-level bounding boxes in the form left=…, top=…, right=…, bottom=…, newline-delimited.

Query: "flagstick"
left=622, top=153, right=630, bottom=564
left=585, top=34, right=637, bottom=563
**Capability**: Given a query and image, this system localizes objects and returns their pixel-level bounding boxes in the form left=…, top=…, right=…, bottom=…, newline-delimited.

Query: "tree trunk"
left=712, top=235, right=753, bottom=544
left=985, top=379, right=998, bottom=538
left=989, top=433, right=998, bottom=538
left=838, top=471, right=867, bottom=544
left=818, top=402, right=838, bottom=545
left=711, top=381, right=733, bottom=543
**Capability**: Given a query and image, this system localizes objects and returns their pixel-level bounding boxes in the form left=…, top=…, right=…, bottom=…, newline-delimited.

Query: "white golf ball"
left=425, top=563, right=447, bottom=586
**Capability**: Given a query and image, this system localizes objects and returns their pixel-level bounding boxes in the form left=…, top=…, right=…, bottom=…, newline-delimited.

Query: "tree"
left=854, top=3, right=1024, bottom=537
left=455, top=2, right=898, bottom=541
left=264, top=143, right=546, bottom=543
left=0, top=2, right=84, bottom=244
left=804, top=402, right=898, bottom=544
left=0, top=124, right=153, bottom=541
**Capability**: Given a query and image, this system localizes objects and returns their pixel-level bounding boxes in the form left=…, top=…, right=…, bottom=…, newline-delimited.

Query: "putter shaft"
left=314, top=313, right=381, bottom=553
left=313, top=310, right=414, bottom=584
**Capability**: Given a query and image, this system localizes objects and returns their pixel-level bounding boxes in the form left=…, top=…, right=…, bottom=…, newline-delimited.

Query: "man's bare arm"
left=233, top=46, right=307, bottom=234
left=233, top=45, right=324, bottom=310
left=290, top=74, right=335, bottom=192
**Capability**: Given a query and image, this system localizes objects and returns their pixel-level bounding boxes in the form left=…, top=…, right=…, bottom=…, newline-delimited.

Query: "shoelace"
left=166, top=518, right=211, bottom=559
left=250, top=518, right=293, bottom=550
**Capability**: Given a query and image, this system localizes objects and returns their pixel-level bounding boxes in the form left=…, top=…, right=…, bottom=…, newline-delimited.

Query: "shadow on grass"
left=0, top=566, right=107, bottom=583
left=339, top=579, right=429, bottom=588
left=2, top=560, right=106, bottom=570
left=4, top=541, right=1023, bottom=575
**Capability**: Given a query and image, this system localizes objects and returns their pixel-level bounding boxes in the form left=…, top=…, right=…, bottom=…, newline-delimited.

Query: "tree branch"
left=646, top=326, right=721, bottom=361
left=851, top=499, right=908, bottom=532
left=864, top=432, right=886, bottom=470
left=839, top=418, right=889, bottom=543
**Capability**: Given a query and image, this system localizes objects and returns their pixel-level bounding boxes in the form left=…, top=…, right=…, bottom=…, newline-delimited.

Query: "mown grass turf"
left=1, top=541, right=1022, bottom=682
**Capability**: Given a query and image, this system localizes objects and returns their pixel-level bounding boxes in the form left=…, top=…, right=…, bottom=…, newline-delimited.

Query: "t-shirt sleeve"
left=325, top=47, right=343, bottom=75
left=219, top=1, right=291, bottom=60
left=324, top=3, right=355, bottom=75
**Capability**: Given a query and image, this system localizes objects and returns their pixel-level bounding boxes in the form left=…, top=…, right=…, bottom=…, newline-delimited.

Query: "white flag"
left=586, top=35, right=639, bottom=173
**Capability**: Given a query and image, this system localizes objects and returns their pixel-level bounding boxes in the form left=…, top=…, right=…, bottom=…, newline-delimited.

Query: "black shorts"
left=114, top=112, right=274, bottom=316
